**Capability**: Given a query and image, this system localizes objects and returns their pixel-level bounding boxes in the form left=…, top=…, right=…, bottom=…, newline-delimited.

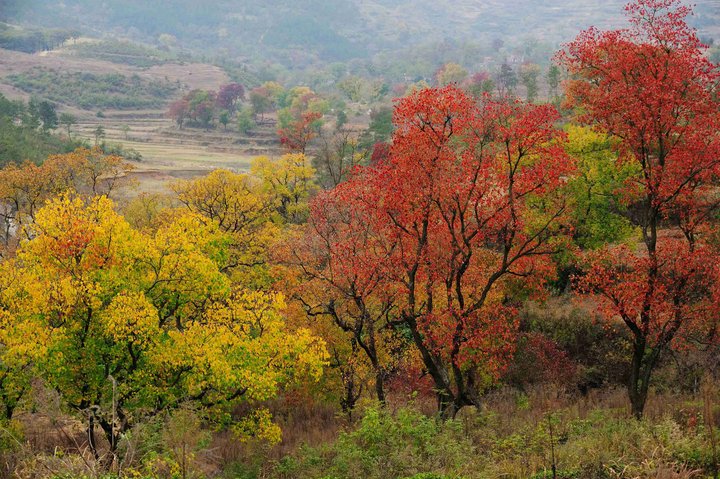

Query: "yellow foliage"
left=172, top=169, right=278, bottom=286
left=0, top=147, right=133, bottom=254
left=0, top=191, right=327, bottom=441
left=102, top=291, right=159, bottom=344
left=232, top=408, right=282, bottom=444
left=251, top=153, right=318, bottom=223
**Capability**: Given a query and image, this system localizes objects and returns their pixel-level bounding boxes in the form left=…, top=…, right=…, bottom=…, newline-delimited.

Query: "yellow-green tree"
left=172, top=169, right=278, bottom=286
left=0, top=194, right=326, bottom=457
left=564, top=125, right=638, bottom=249
left=251, top=154, right=318, bottom=224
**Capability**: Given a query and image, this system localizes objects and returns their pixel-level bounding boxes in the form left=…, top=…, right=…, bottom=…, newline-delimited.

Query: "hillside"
left=3, top=0, right=719, bottom=64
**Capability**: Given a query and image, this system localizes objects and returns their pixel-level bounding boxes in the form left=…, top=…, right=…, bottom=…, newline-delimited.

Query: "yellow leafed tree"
left=0, top=193, right=327, bottom=456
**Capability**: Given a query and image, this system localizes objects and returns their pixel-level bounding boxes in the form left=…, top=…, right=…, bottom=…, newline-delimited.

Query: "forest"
left=0, top=0, right=719, bottom=478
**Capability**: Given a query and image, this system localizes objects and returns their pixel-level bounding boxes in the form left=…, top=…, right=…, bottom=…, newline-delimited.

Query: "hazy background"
left=2, top=0, right=719, bottom=67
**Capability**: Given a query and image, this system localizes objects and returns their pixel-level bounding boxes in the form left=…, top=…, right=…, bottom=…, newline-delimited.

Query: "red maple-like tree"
left=313, top=85, right=574, bottom=416
left=558, top=0, right=720, bottom=417
left=278, top=111, right=323, bottom=154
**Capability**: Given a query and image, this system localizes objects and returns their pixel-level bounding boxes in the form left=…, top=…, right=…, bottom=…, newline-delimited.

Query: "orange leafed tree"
left=558, top=0, right=720, bottom=417
left=278, top=111, right=323, bottom=154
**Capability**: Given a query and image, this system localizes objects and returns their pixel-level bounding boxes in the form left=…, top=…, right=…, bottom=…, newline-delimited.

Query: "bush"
left=273, top=406, right=476, bottom=479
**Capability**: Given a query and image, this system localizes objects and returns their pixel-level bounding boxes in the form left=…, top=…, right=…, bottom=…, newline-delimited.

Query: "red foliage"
left=278, top=111, right=323, bottom=153
left=470, top=71, right=491, bottom=83
left=310, top=85, right=575, bottom=415
left=505, top=333, right=578, bottom=388
left=216, top=83, right=245, bottom=112
left=167, top=98, right=189, bottom=127
left=369, top=142, right=390, bottom=164
left=559, top=0, right=720, bottom=417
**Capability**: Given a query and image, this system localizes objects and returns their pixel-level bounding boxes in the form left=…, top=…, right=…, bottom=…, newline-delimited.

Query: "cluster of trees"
left=167, top=83, right=246, bottom=131
left=167, top=81, right=330, bottom=152
left=429, top=61, right=560, bottom=103
left=0, top=23, right=78, bottom=53
left=0, top=0, right=718, bottom=472
left=7, top=68, right=180, bottom=111
left=283, top=0, right=720, bottom=421
left=0, top=147, right=326, bottom=461
left=0, top=93, right=82, bottom=166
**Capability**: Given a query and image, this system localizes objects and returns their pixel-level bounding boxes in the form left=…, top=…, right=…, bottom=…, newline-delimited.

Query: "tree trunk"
left=438, top=392, right=459, bottom=420
left=628, top=336, right=661, bottom=419
left=374, top=369, right=385, bottom=404
left=87, top=414, right=99, bottom=460
left=629, top=335, right=648, bottom=419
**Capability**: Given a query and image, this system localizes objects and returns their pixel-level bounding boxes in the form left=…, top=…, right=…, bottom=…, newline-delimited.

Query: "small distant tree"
left=520, top=63, right=540, bottom=102
left=121, top=124, right=130, bottom=140
left=364, top=107, right=393, bottom=144
left=237, top=107, right=256, bottom=135
left=93, top=125, right=105, bottom=146
left=168, top=98, right=190, bottom=128
left=188, top=90, right=216, bottom=130
left=335, top=109, right=348, bottom=130
left=338, top=76, right=364, bottom=102
left=547, top=65, right=561, bottom=100
left=496, top=63, right=517, bottom=96
left=59, top=112, right=76, bottom=137
left=216, top=83, right=245, bottom=113
left=315, top=129, right=368, bottom=188
left=465, top=71, right=495, bottom=98
left=29, top=97, right=57, bottom=131
left=41, top=102, right=58, bottom=130
left=249, top=86, right=273, bottom=121
left=218, top=110, right=230, bottom=130
left=278, top=111, right=322, bottom=154
left=435, top=62, right=468, bottom=86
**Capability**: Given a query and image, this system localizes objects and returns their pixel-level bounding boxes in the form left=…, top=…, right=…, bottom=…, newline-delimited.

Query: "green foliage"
left=359, top=106, right=393, bottom=148
left=564, top=125, right=637, bottom=249
left=274, top=406, right=474, bottom=479
left=0, top=117, right=80, bottom=166
left=275, top=405, right=720, bottom=479
left=0, top=22, right=77, bottom=53
left=28, top=96, right=57, bottom=131
left=6, top=67, right=179, bottom=110
left=0, top=94, right=83, bottom=166
left=65, top=38, right=187, bottom=67
left=237, top=106, right=256, bottom=134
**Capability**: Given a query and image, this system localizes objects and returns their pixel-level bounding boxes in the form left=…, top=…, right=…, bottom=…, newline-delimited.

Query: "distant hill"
left=2, top=0, right=718, bottom=64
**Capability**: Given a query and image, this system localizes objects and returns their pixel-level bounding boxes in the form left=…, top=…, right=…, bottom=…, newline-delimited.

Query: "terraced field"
left=72, top=110, right=282, bottom=193
left=0, top=46, right=284, bottom=194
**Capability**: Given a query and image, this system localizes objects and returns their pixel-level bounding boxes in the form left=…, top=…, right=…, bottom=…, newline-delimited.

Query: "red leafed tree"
left=370, top=142, right=390, bottom=164
left=283, top=172, right=397, bottom=406
left=320, top=85, right=574, bottom=417
left=167, top=98, right=189, bottom=128
left=558, top=0, right=720, bottom=418
left=216, top=83, right=245, bottom=113
left=278, top=111, right=323, bottom=154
